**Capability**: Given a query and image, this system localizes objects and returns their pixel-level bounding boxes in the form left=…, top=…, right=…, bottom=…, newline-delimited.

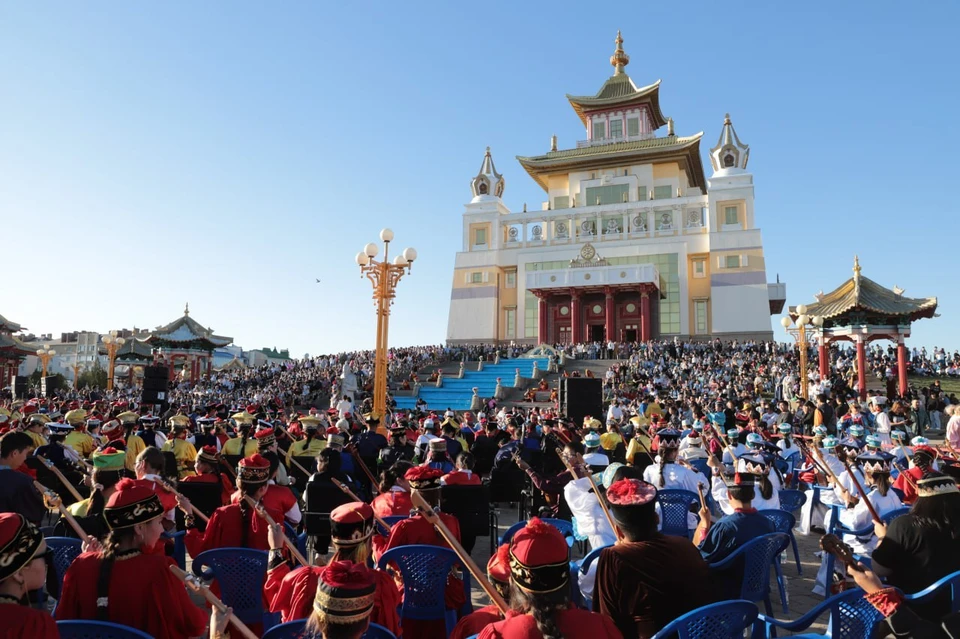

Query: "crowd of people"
left=0, top=336, right=959, bottom=638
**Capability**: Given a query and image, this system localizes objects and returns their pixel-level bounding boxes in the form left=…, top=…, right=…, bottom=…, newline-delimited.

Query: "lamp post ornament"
left=355, top=229, right=417, bottom=431
left=781, top=304, right=823, bottom=401
left=36, top=346, right=55, bottom=378
left=102, top=330, right=126, bottom=392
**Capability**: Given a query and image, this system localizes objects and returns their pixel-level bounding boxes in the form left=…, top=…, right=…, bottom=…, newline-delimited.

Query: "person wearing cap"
left=582, top=431, right=609, bottom=472
left=888, top=430, right=911, bottom=466
left=65, top=447, right=127, bottom=526
left=263, top=502, right=401, bottom=636
left=56, top=478, right=210, bottom=638
left=776, top=423, right=800, bottom=459
left=354, top=413, right=388, bottom=475
left=678, top=429, right=709, bottom=462
left=161, top=415, right=198, bottom=479
left=708, top=450, right=781, bottom=514
left=478, top=518, right=621, bottom=639
left=0, top=513, right=56, bottom=638
left=181, top=445, right=235, bottom=505
left=599, top=420, right=624, bottom=458
left=23, top=414, right=49, bottom=450
left=63, top=408, right=96, bottom=458
left=377, top=424, right=414, bottom=473
left=624, top=419, right=654, bottom=471
left=114, top=411, right=147, bottom=472
left=299, top=560, right=379, bottom=639
left=136, top=414, right=167, bottom=450
left=0, top=432, right=46, bottom=525
left=221, top=411, right=259, bottom=457
left=441, top=451, right=482, bottom=486
left=240, top=450, right=301, bottom=526
left=832, top=438, right=867, bottom=508
left=288, top=416, right=328, bottom=460
left=594, top=478, right=714, bottom=638
left=871, top=471, right=960, bottom=620
left=696, top=459, right=775, bottom=571
left=450, top=543, right=511, bottom=639
left=644, top=428, right=708, bottom=530
left=514, top=440, right=588, bottom=517
left=893, top=442, right=940, bottom=504
left=382, top=466, right=465, bottom=637
left=183, top=453, right=274, bottom=560
left=192, top=417, right=221, bottom=452
left=413, top=417, right=437, bottom=462
left=422, top=437, right=454, bottom=473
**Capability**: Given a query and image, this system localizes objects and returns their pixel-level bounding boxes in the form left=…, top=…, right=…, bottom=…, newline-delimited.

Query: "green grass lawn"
left=909, top=375, right=960, bottom=396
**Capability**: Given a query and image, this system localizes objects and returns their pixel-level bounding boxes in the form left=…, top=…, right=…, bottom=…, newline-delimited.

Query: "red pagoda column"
left=537, top=295, right=548, bottom=344
left=897, top=339, right=908, bottom=398
left=640, top=291, right=651, bottom=342
left=604, top=288, right=615, bottom=342
left=856, top=337, right=867, bottom=401
left=818, top=340, right=829, bottom=381
left=570, top=291, right=583, bottom=343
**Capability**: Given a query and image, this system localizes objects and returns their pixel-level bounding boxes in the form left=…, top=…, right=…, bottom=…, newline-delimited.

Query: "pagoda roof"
left=0, top=313, right=24, bottom=334
left=115, top=339, right=154, bottom=361
left=218, top=356, right=247, bottom=372
left=0, top=333, right=36, bottom=358
left=517, top=133, right=705, bottom=192
left=790, top=257, right=938, bottom=324
left=145, top=305, right=233, bottom=350
left=566, top=77, right=668, bottom=129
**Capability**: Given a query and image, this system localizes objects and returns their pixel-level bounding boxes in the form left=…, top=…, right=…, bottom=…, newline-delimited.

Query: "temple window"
left=724, top=206, right=739, bottom=225
left=724, top=255, right=742, bottom=269
left=474, top=228, right=487, bottom=245
left=592, top=121, right=606, bottom=139
left=627, top=117, right=639, bottom=137
left=609, top=119, right=623, bottom=139
left=653, top=185, right=672, bottom=200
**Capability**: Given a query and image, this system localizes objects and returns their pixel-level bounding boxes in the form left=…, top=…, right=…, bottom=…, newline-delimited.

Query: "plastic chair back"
left=262, top=619, right=306, bottom=639
left=497, top=520, right=527, bottom=546
left=688, top=458, right=711, bottom=479
left=825, top=588, right=887, bottom=637
left=759, top=509, right=796, bottom=535
left=778, top=489, right=806, bottom=513
left=46, top=537, right=82, bottom=594
left=57, top=620, right=153, bottom=639
left=650, top=599, right=758, bottom=639
left=656, top=489, right=699, bottom=538
left=708, top=533, right=790, bottom=604
left=881, top=506, right=911, bottom=526
left=541, top=518, right=575, bottom=547
left=161, top=530, right=187, bottom=570
left=904, top=568, right=960, bottom=615
left=377, top=544, right=460, bottom=636
left=193, top=548, right=269, bottom=626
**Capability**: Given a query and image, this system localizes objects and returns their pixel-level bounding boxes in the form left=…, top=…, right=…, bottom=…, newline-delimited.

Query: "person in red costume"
left=264, top=501, right=400, bottom=636
left=450, top=543, right=510, bottom=639
left=371, top=461, right=414, bottom=519
left=478, top=518, right=622, bottom=639
left=381, top=465, right=466, bottom=637
left=56, top=479, right=210, bottom=638
left=441, top=452, right=483, bottom=486
left=228, top=450, right=301, bottom=526
left=181, top=445, right=234, bottom=505
left=0, top=514, right=57, bottom=639
left=893, top=444, right=938, bottom=504
left=183, top=453, right=273, bottom=557
left=304, top=560, right=379, bottom=639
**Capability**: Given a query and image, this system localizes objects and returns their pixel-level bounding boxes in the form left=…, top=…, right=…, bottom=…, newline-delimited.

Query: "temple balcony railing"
left=575, top=132, right=657, bottom=148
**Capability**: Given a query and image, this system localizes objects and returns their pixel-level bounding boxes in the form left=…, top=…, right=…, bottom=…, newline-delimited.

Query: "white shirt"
left=874, top=411, right=892, bottom=434
left=336, top=399, right=353, bottom=418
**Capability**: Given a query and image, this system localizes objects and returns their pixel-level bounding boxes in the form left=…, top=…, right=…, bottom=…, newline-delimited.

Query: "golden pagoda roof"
left=790, top=256, right=938, bottom=323
left=145, top=304, right=233, bottom=349
left=517, top=133, right=705, bottom=192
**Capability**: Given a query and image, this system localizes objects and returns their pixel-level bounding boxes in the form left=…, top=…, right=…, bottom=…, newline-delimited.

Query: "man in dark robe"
left=594, top=478, right=715, bottom=638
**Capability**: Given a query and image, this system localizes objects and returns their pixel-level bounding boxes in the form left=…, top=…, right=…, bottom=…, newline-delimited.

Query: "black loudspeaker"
left=561, top=378, right=603, bottom=425
left=12, top=376, right=28, bottom=399
left=41, top=376, right=61, bottom=398
left=142, top=366, right=169, bottom=391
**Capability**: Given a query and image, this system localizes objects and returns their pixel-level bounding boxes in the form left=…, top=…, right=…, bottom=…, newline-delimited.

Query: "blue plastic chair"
left=377, top=544, right=461, bottom=637
left=778, top=488, right=807, bottom=514
left=707, top=532, right=790, bottom=615
left=656, top=489, right=700, bottom=539
left=822, top=505, right=912, bottom=593
left=649, top=599, right=759, bottom=639
left=193, top=548, right=273, bottom=628
left=57, top=620, right=153, bottom=639
left=161, top=530, right=186, bottom=570
left=688, top=458, right=711, bottom=480
left=760, top=509, right=803, bottom=576
left=569, top=543, right=612, bottom=610
left=757, top=587, right=885, bottom=638
left=904, top=568, right=960, bottom=614
left=263, top=620, right=397, bottom=639
left=46, top=537, right=82, bottom=596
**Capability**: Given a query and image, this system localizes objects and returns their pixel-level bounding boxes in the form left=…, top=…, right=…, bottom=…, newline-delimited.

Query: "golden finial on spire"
left=853, top=255, right=861, bottom=279
left=184, top=302, right=190, bottom=316
left=610, top=30, right=630, bottom=75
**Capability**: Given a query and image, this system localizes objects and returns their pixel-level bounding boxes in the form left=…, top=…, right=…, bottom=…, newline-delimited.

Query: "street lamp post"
left=36, top=346, right=55, bottom=378
left=781, top=304, right=823, bottom=401
left=101, top=331, right=126, bottom=391
left=356, top=229, right=417, bottom=431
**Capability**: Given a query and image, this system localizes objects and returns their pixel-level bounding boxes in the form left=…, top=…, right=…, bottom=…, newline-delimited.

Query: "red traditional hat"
left=404, top=466, right=444, bottom=490
left=101, top=419, right=123, bottom=439
left=255, top=428, right=276, bottom=449
left=486, top=543, right=511, bottom=584
left=606, top=479, right=658, bottom=506
left=0, top=513, right=44, bottom=582
left=197, top=445, right=220, bottom=465
left=237, top=453, right=271, bottom=483
left=68, top=401, right=80, bottom=410
left=508, top=518, right=569, bottom=593
left=313, top=560, right=377, bottom=624
left=103, top=478, right=165, bottom=530
left=21, top=403, right=38, bottom=416
left=246, top=403, right=260, bottom=415
left=330, top=502, right=375, bottom=546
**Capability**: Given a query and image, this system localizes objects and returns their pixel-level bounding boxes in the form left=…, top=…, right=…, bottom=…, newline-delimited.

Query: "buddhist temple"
left=790, top=256, right=937, bottom=399
left=0, top=314, right=33, bottom=389
left=446, top=32, right=785, bottom=345
left=141, top=304, right=233, bottom=383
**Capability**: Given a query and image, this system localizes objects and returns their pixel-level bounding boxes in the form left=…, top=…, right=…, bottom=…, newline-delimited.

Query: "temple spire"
left=184, top=302, right=190, bottom=316
left=610, top=30, right=629, bottom=75
left=853, top=255, right=861, bottom=296
left=470, top=146, right=505, bottom=200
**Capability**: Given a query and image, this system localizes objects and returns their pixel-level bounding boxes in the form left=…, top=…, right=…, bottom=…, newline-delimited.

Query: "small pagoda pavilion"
left=790, top=256, right=937, bottom=400
left=114, top=337, right=156, bottom=387
left=0, top=314, right=33, bottom=389
left=141, top=304, right=233, bottom=383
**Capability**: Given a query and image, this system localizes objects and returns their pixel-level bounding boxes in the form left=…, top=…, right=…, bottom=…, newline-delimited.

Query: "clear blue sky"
left=2, top=2, right=957, bottom=355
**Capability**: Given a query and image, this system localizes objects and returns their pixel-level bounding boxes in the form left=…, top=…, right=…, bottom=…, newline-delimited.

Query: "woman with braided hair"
left=478, top=518, right=622, bottom=639
left=181, top=444, right=234, bottom=505
left=893, top=441, right=939, bottom=503
left=370, top=461, right=414, bottom=518
left=56, top=478, right=210, bottom=638
left=221, top=411, right=259, bottom=457
left=641, top=428, right=708, bottom=532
